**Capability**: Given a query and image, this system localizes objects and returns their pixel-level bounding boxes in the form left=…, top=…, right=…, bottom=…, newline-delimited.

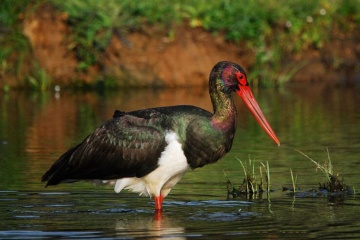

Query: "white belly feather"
left=111, top=131, right=189, bottom=198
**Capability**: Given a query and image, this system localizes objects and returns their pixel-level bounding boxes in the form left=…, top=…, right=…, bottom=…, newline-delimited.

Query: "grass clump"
left=296, top=149, right=348, bottom=193
left=227, top=156, right=271, bottom=199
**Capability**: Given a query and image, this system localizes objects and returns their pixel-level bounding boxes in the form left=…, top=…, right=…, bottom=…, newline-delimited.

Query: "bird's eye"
left=236, top=72, right=248, bottom=86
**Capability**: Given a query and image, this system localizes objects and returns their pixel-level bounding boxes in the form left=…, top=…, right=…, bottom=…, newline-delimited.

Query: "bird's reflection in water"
left=114, top=211, right=185, bottom=239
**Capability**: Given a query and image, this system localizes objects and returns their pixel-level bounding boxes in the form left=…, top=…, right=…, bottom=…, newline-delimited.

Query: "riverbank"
left=1, top=1, right=359, bottom=90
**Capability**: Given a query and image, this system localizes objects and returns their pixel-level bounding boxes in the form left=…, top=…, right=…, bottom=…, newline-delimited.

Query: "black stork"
left=42, top=61, right=280, bottom=211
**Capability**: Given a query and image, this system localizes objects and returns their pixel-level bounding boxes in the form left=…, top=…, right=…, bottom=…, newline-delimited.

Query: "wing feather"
left=42, top=112, right=167, bottom=186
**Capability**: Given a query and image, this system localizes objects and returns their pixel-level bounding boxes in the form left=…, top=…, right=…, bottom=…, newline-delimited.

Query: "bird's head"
left=210, top=61, right=280, bottom=146
left=210, top=61, right=248, bottom=94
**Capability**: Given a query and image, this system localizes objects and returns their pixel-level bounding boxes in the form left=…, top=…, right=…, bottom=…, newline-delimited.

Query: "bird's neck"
left=210, top=88, right=237, bottom=131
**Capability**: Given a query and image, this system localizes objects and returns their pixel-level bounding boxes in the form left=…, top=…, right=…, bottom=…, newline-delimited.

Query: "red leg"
left=154, top=195, right=164, bottom=211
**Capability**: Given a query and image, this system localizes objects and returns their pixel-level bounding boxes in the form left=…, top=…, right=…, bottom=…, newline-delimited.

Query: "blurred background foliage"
left=0, top=0, right=359, bottom=90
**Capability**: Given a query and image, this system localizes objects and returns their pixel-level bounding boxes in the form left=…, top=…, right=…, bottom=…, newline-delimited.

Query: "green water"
left=0, top=84, right=359, bottom=239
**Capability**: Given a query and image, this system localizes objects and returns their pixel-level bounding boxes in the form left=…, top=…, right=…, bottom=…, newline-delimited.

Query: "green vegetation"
left=227, top=157, right=271, bottom=198
left=52, top=0, right=359, bottom=86
left=1, top=0, right=359, bottom=89
left=51, top=0, right=183, bottom=72
left=238, top=157, right=259, bottom=194
left=228, top=150, right=352, bottom=200
left=297, top=149, right=348, bottom=192
left=290, top=168, right=298, bottom=193
left=26, top=62, right=52, bottom=91
left=0, top=0, right=35, bottom=89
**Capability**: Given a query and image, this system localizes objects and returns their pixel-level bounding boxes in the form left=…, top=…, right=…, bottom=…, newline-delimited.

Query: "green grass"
left=296, top=149, right=348, bottom=192
left=260, top=161, right=271, bottom=194
left=238, top=156, right=258, bottom=194
left=1, top=0, right=359, bottom=89
left=26, top=63, right=51, bottom=91
left=0, top=0, right=44, bottom=90
left=290, top=168, right=298, bottom=193
left=296, top=149, right=333, bottom=183
left=51, top=0, right=182, bottom=71
left=226, top=156, right=271, bottom=198
left=52, top=0, right=360, bottom=86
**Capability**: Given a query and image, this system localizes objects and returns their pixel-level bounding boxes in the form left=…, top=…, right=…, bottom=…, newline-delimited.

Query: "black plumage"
left=41, top=61, right=279, bottom=210
left=42, top=105, right=227, bottom=186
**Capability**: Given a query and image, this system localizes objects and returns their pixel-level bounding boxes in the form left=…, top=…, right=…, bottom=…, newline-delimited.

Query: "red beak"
left=237, top=86, right=280, bottom=146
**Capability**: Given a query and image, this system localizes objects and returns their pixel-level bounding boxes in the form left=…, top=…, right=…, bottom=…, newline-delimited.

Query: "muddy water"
left=1, top=84, right=360, bottom=239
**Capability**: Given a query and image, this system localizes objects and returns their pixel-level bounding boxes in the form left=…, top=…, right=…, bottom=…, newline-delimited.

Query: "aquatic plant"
left=227, top=156, right=271, bottom=198
left=260, top=161, right=271, bottom=194
left=289, top=168, right=298, bottom=193
left=238, top=156, right=258, bottom=194
left=296, top=149, right=348, bottom=192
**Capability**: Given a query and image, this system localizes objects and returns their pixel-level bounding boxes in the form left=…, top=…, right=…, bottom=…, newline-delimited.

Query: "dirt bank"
left=6, top=4, right=360, bottom=88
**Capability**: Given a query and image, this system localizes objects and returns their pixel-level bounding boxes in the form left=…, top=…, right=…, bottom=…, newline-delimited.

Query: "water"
left=1, top=84, right=360, bottom=239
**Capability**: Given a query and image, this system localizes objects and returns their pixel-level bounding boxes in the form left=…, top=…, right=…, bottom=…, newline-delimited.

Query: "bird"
left=41, top=61, right=280, bottom=211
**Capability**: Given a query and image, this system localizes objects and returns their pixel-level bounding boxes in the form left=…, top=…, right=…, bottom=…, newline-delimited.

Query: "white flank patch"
left=113, top=130, right=189, bottom=198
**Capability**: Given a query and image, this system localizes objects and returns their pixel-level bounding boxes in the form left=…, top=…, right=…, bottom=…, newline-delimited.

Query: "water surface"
left=0, top=84, right=360, bottom=239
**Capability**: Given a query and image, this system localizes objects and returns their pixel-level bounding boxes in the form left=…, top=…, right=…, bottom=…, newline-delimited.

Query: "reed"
left=238, top=156, right=257, bottom=194
left=296, top=148, right=347, bottom=192
left=260, top=161, right=271, bottom=194
left=226, top=157, right=271, bottom=198
left=290, top=168, right=298, bottom=193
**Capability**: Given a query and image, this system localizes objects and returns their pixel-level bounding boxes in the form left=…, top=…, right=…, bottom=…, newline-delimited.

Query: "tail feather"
left=41, top=143, right=81, bottom=187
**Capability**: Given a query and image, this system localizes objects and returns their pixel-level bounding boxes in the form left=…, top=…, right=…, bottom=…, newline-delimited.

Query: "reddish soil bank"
left=6, top=4, right=360, bottom=88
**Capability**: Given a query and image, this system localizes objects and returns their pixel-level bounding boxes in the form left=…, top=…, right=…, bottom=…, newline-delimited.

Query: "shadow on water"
left=1, top=83, right=360, bottom=238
